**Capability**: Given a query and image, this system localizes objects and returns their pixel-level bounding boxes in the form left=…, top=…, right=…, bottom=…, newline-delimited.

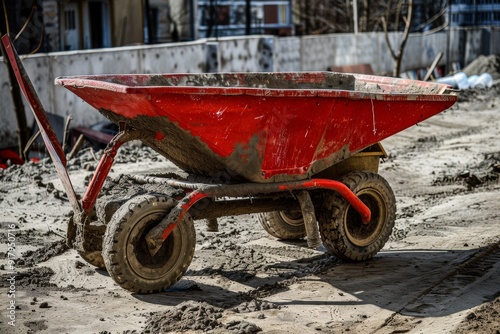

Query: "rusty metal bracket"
left=296, top=190, right=321, bottom=249
left=81, top=122, right=141, bottom=215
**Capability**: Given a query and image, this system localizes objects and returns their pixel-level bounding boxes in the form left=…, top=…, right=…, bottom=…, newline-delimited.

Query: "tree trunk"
left=361, top=0, right=369, bottom=32
left=393, top=0, right=413, bottom=77
left=1, top=43, right=29, bottom=158
left=382, top=0, right=414, bottom=77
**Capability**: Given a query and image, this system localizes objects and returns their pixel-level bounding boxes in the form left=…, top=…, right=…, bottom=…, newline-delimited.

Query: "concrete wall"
left=1, top=27, right=497, bottom=148
left=216, top=36, right=274, bottom=72
left=491, top=27, right=500, bottom=55
left=299, top=33, right=391, bottom=74
left=274, top=37, right=301, bottom=72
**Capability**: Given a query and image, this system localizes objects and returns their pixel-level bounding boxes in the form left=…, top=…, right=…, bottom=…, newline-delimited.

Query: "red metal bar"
left=161, top=191, right=208, bottom=239
left=1, top=34, right=81, bottom=213
left=81, top=135, right=125, bottom=214
left=158, top=178, right=371, bottom=241
left=277, top=179, right=372, bottom=222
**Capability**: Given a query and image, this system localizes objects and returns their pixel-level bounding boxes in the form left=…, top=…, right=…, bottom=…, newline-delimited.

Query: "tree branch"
left=15, top=3, right=37, bottom=41
left=381, top=16, right=397, bottom=60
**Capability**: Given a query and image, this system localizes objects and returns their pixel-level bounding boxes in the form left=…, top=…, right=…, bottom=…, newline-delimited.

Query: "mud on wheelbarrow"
left=2, top=35, right=458, bottom=294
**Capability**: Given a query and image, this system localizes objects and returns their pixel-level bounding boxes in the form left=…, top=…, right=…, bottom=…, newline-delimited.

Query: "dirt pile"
left=144, top=301, right=263, bottom=333
left=455, top=296, right=500, bottom=334
left=457, top=81, right=500, bottom=103
left=462, top=54, right=500, bottom=80
left=432, top=151, right=500, bottom=190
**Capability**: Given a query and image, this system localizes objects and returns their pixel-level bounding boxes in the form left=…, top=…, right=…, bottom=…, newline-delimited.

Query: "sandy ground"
left=0, top=87, right=499, bottom=334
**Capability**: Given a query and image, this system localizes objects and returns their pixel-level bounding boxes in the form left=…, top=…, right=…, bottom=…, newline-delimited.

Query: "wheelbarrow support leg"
left=205, top=218, right=219, bottom=232
left=81, top=124, right=127, bottom=214
left=296, top=190, right=321, bottom=249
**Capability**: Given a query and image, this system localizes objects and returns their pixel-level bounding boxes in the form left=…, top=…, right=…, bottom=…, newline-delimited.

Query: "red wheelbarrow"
left=2, top=35, right=457, bottom=293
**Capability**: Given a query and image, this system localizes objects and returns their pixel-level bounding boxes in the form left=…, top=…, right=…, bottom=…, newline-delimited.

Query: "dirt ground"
left=1, top=86, right=499, bottom=334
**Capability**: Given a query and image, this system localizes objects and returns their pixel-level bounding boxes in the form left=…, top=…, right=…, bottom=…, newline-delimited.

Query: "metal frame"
left=2, top=34, right=372, bottom=255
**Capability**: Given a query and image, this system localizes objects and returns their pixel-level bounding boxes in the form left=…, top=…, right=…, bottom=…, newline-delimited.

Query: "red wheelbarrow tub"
left=55, top=72, right=457, bottom=183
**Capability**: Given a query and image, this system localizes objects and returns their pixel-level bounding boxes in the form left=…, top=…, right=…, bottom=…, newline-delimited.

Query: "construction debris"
left=437, top=72, right=493, bottom=90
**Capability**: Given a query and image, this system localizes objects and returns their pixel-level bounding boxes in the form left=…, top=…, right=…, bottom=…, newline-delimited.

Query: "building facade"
left=450, top=0, right=500, bottom=26
left=51, top=0, right=145, bottom=51
left=0, top=0, right=145, bottom=53
left=3, top=0, right=499, bottom=54
left=196, top=0, right=293, bottom=38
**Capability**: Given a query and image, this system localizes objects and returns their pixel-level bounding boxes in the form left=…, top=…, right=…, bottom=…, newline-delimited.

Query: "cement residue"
left=144, top=301, right=263, bottom=333
left=462, top=54, right=500, bottom=80
left=454, top=296, right=500, bottom=334
left=144, top=301, right=224, bottom=332
left=23, top=319, right=48, bottom=332
left=0, top=141, right=161, bottom=186
left=457, top=84, right=500, bottom=104
left=0, top=225, right=64, bottom=249
left=241, top=72, right=354, bottom=90
left=354, top=77, right=445, bottom=95
left=67, top=142, right=164, bottom=171
left=0, top=267, right=55, bottom=288
left=193, top=222, right=338, bottom=284
left=432, top=152, right=500, bottom=190
left=20, top=240, right=68, bottom=267
left=99, top=109, right=234, bottom=181
left=145, top=72, right=355, bottom=91
left=94, top=173, right=184, bottom=225
left=232, top=299, right=280, bottom=313
left=388, top=127, right=482, bottom=158
left=0, top=158, right=54, bottom=186
left=223, top=321, right=262, bottom=334
left=192, top=240, right=271, bottom=282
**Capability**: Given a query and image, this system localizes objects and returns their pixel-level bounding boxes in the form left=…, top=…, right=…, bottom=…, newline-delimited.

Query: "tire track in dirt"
left=366, top=105, right=500, bottom=333
left=375, top=239, right=500, bottom=333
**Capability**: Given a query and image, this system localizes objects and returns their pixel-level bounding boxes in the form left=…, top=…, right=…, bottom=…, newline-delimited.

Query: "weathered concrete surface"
left=139, top=41, right=207, bottom=74
left=491, top=27, right=500, bottom=55
left=275, top=37, right=301, bottom=72
left=217, top=36, right=274, bottom=72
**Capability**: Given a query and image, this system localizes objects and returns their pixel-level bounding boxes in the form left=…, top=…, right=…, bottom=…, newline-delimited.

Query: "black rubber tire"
left=66, top=214, right=77, bottom=249
left=102, top=194, right=196, bottom=293
left=67, top=215, right=106, bottom=268
left=318, top=171, right=396, bottom=261
left=258, top=211, right=306, bottom=240
left=78, top=250, right=105, bottom=268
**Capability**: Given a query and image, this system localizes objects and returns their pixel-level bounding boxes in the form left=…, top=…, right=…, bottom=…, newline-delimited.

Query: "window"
left=87, top=0, right=111, bottom=49
left=264, top=5, right=278, bottom=24
left=198, top=5, right=230, bottom=26
left=65, top=10, right=76, bottom=31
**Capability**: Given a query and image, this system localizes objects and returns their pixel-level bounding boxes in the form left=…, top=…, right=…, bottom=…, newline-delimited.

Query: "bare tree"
left=294, top=0, right=348, bottom=35
left=294, top=0, right=393, bottom=35
left=382, top=0, right=414, bottom=77
left=1, top=0, right=44, bottom=158
left=294, top=0, right=446, bottom=36
left=1, top=1, right=32, bottom=158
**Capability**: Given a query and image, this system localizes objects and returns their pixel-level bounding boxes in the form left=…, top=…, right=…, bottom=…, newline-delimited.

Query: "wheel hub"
left=345, top=189, right=386, bottom=247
